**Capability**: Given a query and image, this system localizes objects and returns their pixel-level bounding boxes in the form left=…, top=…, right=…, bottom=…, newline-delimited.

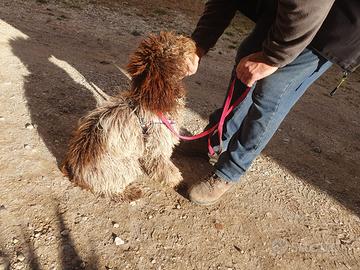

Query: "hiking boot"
left=188, top=174, right=235, bottom=205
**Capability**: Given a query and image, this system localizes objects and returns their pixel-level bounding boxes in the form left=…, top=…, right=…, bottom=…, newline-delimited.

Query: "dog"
left=61, top=32, right=196, bottom=196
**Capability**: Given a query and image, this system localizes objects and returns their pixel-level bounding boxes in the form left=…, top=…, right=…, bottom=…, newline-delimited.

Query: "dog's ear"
left=126, top=32, right=196, bottom=113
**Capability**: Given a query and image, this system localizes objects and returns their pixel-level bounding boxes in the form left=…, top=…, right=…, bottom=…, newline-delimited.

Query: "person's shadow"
left=7, top=22, right=131, bottom=167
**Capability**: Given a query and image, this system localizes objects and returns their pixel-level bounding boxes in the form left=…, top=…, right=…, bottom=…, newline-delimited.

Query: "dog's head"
left=126, top=32, right=196, bottom=113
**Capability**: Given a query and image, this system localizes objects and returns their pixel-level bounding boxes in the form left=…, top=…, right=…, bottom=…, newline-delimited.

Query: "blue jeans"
left=212, top=46, right=332, bottom=182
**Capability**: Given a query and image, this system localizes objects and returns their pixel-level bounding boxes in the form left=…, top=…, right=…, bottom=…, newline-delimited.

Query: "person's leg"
left=189, top=48, right=332, bottom=205
left=215, top=48, right=332, bottom=181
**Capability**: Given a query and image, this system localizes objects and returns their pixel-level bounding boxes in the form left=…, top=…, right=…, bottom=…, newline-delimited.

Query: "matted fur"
left=61, top=32, right=196, bottom=196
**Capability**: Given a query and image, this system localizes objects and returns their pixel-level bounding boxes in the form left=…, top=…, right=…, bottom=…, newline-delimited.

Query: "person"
left=182, top=0, right=360, bottom=205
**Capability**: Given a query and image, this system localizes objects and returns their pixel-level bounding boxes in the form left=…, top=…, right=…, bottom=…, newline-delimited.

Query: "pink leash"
left=158, top=79, right=251, bottom=156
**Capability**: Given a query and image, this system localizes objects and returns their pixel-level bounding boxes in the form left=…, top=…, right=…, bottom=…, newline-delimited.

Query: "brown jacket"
left=192, top=0, right=360, bottom=71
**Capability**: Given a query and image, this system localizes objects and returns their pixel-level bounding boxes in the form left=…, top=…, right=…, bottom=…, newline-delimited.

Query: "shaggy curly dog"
left=61, top=32, right=196, bottom=196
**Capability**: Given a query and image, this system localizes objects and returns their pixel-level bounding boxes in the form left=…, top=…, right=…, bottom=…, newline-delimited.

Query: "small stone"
left=129, top=201, right=136, bottom=206
left=74, top=216, right=81, bottom=224
left=99, top=60, right=111, bottom=65
left=0, top=205, right=5, bottom=211
left=114, top=237, right=125, bottom=246
left=60, top=230, right=69, bottom=237
left=283, top=137, right=290, bottom=143
left=131, top=30, right=141, bottom=36
left=175, top=204, right=181, bottom=209
left=24, top=144, right=31, bottom=150
left=14, top=262, right=23, bottom=270
left=12, top=237, right=19, bottom=244
left=312, top=146, right=322, bottom=153
left=0, top=116, right=4, bottom=121
left=214, top=223, right=224, bottom=230
left=16, top=252, right=25, bottom=262
left=150, top=258, right=156, bottom=264
left=34, top=232, right=41, bottom=238
left=148, top=215, right=153, bottom=219
left=25, top=123, right=34, bottom=129
left=113, top=223, right=119, bottom=228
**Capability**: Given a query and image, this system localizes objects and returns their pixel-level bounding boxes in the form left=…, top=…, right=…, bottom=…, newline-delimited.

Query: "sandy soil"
left=0, top=0, right=359, bottom=269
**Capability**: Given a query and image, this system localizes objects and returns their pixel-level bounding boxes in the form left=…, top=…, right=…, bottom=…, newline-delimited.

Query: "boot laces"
left=207, top=174, right=221, bottom=188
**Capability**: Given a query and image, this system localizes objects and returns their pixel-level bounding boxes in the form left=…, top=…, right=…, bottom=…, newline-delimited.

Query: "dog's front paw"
left=157, top=163, right=183, bottom=188
left=166, top=167, right=183, bottom=187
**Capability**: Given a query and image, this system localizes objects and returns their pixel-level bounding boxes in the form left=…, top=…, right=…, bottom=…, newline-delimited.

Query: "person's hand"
left=184, top=47, right=205, bottom=77
left=236, top=52, right=278, bottom=86
left=185, top=52, right=200, bottom=77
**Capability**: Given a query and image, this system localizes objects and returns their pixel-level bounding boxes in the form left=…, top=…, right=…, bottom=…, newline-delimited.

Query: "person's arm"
left=262, top=0, right=335, bottom=67
left=191, top=0, right=238, bottom=54
left=237, top=0, right=335, bottom=86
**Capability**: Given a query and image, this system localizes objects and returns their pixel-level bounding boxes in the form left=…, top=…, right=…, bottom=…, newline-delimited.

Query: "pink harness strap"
left=158, top=79, right=251, bottom=156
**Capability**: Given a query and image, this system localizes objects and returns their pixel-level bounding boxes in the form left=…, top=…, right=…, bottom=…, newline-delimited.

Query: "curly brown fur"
left=126, top=32, right=195, bottom=113
left=61, top=32, right=196, bottom=196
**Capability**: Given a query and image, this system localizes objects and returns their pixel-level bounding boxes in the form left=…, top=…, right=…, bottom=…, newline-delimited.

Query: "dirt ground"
left=0, top=0, right=360, bottom=269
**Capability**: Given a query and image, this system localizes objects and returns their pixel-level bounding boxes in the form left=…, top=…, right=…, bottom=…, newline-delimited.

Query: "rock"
left=12, top=237, right=19, bottom=244
left=283, top=137, right=290, bottom=143
left=214, top=223, right=224, bottom=230
left=99, top=60, right=111, bottom=65
left=60, top=230, right=69, bottom=237
left=0, top=116, right=4, bottom=121
left=24, top=144, right=31, bottom=150
left=148, top=215, right=153, bottom=220
left=131, top=30, right=141, bottom=36
left=312, top=146, right=322, bottom=153
left=14, top=262, right=23, bottom=270
left=74, top=216, right=81, bottom=224
left=0, top=205, right=5, bottom=211
left=113, top=223, right=119, bottom=228
left=175, top=204, right=181, bottom=209
left=129, top=201, right=136, bottom=206
left=114, top=236, right=125, bottom=246
left=25, top=123, right=34, bottom=129
left=16, top=252, right=25, bottom=262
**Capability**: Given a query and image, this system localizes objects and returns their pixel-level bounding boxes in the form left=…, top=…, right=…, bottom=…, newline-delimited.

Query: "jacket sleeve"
left=262, top=0, right=335, bottom=67
left=191, top=0, right=238, bottom=53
